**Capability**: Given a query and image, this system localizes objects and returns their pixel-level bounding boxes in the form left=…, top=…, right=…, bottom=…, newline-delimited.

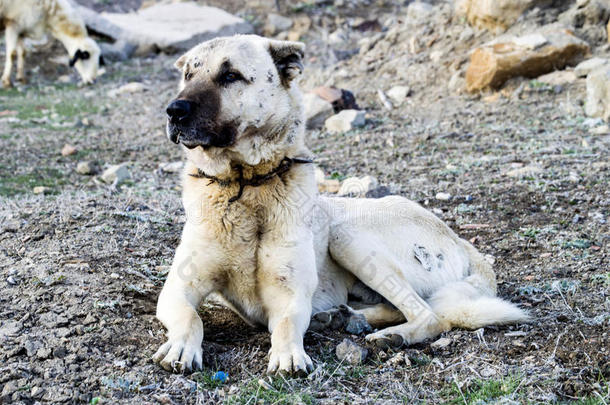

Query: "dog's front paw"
left=267, top=345, right=313, bottom=376
left=152, top=333, right=203, bottom=373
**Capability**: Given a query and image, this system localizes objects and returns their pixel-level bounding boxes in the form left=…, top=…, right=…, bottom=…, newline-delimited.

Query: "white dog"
left=152, top=35, right=529, bottom=375
left=0, top=0, right=103, bottom=87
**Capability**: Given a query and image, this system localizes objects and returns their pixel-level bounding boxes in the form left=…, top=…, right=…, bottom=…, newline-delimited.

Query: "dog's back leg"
left=351, top=303, right=406, bottom=328
left=328, top=228, right=451, bottom=347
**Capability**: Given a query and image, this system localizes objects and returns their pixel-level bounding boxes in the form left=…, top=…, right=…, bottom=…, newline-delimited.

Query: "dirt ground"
left=0, top=0, right=609, bottom=404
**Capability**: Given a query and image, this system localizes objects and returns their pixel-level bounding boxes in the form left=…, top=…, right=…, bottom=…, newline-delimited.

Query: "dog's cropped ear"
left=174, top=53, right=188, bottom=71
left=268, top=40, right=305, bottom=86
left=69, top=49, right=90, bottom=67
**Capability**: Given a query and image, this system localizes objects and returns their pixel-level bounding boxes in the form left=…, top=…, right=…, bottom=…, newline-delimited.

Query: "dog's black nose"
left=166, top=99, right=192, bottom=123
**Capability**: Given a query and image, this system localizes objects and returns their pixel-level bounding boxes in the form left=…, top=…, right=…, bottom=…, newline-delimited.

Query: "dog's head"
left=69, top=37, right=105, bottom=84
left=166, top=35, right=305, bottom=175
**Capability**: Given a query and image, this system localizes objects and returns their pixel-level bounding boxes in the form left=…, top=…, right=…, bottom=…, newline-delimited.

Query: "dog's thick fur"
left=153, top=35, right=529, bottom=375
left=0, top=0, right=103, bottom=87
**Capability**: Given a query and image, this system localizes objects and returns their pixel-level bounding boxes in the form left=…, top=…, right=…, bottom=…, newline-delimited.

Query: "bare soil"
left=0, top=0, right=608, bottom=404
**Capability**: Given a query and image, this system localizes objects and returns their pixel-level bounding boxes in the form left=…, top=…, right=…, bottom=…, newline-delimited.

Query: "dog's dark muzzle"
left=165, top=99, right=236, bottom=149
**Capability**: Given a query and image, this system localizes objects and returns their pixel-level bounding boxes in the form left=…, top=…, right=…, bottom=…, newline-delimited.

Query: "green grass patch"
left=225, top=377, right=313, bottom=405
left=441, top=375, right=521, bottom=405
left=0, top=166, right=68, bottom=196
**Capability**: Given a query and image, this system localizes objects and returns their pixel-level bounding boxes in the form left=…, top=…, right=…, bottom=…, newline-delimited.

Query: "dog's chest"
left=212, top=202, right=273, bottom=324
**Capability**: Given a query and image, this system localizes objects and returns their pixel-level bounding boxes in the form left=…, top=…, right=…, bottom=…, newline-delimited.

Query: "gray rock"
left=68, top=1, right=125, bottom=41
left=386, top=85, right=410, bottom=105
left=158, top=161, right=184, bottom=173
left=585, top=66, right=610, bottom=121
left=430, top=337, right=452, bottom=349
left=108, top=82, right=146, bottom=97
left=101, top=2, right=253, bottom=53
left=506, top=165, right=543, bottom=177
left=345, top=313, right=372, bottom=335
left=338, top=176, right=378, bottom=197
left=0, top=321, right=22, bottom=338
left=36, top=347, right=52, bottom=360
left=31, top=387, right=46, bottom=399
left=304, top=93, right=334, bottom=129
left=574, top=57, right=608, bottom=77
left=39, top=313, right=69, bottom=328
left=264, top=14, right=293, bottom=36
left=24, top=339, right=42, bottom=357
left=406, top=1, right=434, bottom=21
left=324, top=109, right=366, bottom=134
left=76, top=161, right=96, bottom=175
left=101, top=163, right=130, bottom=184
left=33, top=186, right=50, bottom=195
left=435, top=192, right=451, bottom=201
left=336, top=338, right=368, bottom=365
left=1, top=380, right=19, bottom=398
left=559, top=0, right=610, bottom=27
left=100, top=39, right=137, bottom=62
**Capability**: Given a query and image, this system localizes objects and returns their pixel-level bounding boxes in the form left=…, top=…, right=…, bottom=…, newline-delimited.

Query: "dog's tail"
left=428, top=241, right=529, bottom=329
left=429, top=282, right=530, bottom=329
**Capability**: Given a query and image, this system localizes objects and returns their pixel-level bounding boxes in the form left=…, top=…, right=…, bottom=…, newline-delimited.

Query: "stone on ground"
left=101, top=2, right=253, bottom=53
left=33, top=186, right=49, bottom=195
left=407, top=1, right=434, bottom=21
left=158, top=161, right=184, bottom=174
left=101, top=164, right=130, bottom=184
left=431, top=337, right=452, bottom=349
left=264, top=14, right=293, bottom=36
left=76, top=161, right=96, bottom=175
left=304, top=93, right=334, bottom=129
left=466, top=26, right=589, bottom=92
left=506, top=165, right=543, bottom=177
left=61, top=144, right=77, bottom=156
left=325, top=110, right=366, bottom=134
left=537, top=70, right=577, bottom=86
left=386, top=85, right=410, bottom=105
left=68, top=1, right=125, bottom=41
left=455, top=0, right=538, bottom=32
left=108, top=82, right=146, bottom=97
left=585, top=66, right=610, bottom=121
left=336, top=338, right=368, bottom=365
left=574, top=58, right=608, bottom=78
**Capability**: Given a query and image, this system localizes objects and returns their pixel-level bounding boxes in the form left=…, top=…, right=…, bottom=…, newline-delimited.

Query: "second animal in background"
left=0, top=0, right=104, bottom=88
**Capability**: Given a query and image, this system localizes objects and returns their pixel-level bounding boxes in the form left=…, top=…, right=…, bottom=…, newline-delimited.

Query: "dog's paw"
left=365, top=313, right=447, bottom=348
left=267, top=346, right=313, bottom=376
left=152, top=335, right=203, bottom=373
left=310, top=305, right=371, bottom=334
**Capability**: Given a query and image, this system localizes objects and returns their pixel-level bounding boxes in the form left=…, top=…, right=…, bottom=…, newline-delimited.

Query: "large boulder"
left=100, top=2, right=253, bottom=53
left=466, top=26, right=590, bottom=92
left=455, top=0, right=538, bottom=32
left=68, top=1, right=125, bottom=41
left=585, top=66, right=610, bottom=121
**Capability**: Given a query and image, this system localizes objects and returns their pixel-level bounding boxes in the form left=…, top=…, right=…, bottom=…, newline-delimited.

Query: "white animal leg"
left=2, top=25, right=18, bottom=88
left=16, top=37, right=26, bottom=84
left=153, top=243, right=219, bottom=372
left=328, top=229, right=449, bottom=347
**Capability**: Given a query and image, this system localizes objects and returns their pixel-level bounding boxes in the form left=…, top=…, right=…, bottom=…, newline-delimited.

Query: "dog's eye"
left=184, top=71, right=193, bottom=81
left=219, top=71, right=243, bottom=85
